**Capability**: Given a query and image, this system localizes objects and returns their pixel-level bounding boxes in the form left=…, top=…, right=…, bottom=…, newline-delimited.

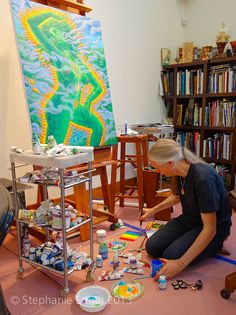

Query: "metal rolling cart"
left=9, top=147, right=94, bottom=297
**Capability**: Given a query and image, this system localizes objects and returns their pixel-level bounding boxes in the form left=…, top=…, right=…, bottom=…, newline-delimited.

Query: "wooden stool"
left=111, top=134, right=149, bottom=214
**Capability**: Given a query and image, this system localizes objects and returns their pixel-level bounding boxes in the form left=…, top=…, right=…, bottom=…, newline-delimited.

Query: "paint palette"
left=108, top=241, right=126, bottom=252
left=75, top=285, right=111, bottom=312
left=119, top=230, right=140, bottom=242
left=111, top=279, right=144, bottom=301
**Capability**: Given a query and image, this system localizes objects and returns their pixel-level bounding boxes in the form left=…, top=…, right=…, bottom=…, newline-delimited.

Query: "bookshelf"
left=161, top=57, right=236, bottom=190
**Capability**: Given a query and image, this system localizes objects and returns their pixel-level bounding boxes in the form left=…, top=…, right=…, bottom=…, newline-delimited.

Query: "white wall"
left=183, top=0, right=236, bottom=47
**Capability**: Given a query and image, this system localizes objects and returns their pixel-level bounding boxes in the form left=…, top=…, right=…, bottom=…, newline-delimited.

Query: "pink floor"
left=0, top=205, right=236, bottom=315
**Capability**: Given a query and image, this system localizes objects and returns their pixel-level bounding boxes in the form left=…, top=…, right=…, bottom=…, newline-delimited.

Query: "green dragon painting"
left=10, top=0, right=117, bottom=146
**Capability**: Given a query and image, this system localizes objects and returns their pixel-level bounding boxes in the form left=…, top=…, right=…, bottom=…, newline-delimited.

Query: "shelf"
left=176, top=94, right=203, bottom=99
left=21, top=257, right=75, bottom=276
left=206, top=92, right=236, bottom=98
left=10, top=148, right=94, bottom=168
left=203, top=127, right=235, bottom=132
left=175, top=126, right=201, bottom=130
left=18, top=217, right=92, bottom=233
left=163, top=60, right=207, bottom=70
left=204, top=158, right=235, bottom=165
left=163, top=95, right=174, bottom=99
left=209, top=56, right=236, bottom=64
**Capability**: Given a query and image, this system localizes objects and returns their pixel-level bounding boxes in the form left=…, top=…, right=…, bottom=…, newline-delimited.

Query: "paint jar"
left=129, top=256, right=138, bottom=269
left=52, top=208, right=71, bottom=230
left=112, top=252, right=120, bottom=271
left=47, top=135, right=57, bottom=149
left=29, top=247, right=36, bottom=261
left=151, top=259, right=163, bottom=277
left=96, top=229, right=106, bottom=244
left=158, top=275, right=167, bottom=290
left=70, top=212, right=77, bottom=227
left=99, top=243, right=108, bottom=260
left=96, top=255, right=103, bottom=268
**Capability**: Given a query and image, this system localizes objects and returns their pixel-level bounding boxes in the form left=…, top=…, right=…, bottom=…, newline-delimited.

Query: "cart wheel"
left=17, top=268, right=24, bottom=279
left=220, top=289, right=231, bottom=299
left=61, top=287, right=69, bottom=298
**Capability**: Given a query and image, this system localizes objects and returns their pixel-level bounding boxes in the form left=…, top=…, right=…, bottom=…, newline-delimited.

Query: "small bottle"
left=32, top=132, right=41, bottom=154
left=96, top=255, right=103, bottom=268
left=47, top=135, right=57, bottom=149
left=22, top=228, right=31, bottom=258
left=158, top=275, right=167, bottom=290
left=124, top=121, right=128, bottom=134
left=112, top=251, right=120, bottom=271
left=98, top=242, right=108, bottom=260
left=129, top=255, right=137, bottom=269
left=96, top=229, right=106, bottom=244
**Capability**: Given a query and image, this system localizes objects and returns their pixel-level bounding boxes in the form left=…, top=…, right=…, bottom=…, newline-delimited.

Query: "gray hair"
left=149, top=138, right=206, bottom=165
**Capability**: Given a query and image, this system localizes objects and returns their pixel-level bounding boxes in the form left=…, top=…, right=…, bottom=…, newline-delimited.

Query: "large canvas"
left=10, top=0, right=117, bottom=146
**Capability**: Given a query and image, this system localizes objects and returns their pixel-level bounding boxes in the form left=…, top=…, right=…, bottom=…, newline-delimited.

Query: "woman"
left=141, top=139, right=232, bottom=279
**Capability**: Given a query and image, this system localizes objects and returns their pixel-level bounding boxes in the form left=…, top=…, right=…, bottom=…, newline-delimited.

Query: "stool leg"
left=142, top=140, right=149, bottom=167
left=99, top=166, right=111, bottom=211
left=136, top=142, right=144, bottom=214
left=120, top=142, right=126, bottom=207
left=110, top=144, right=118, bottom=214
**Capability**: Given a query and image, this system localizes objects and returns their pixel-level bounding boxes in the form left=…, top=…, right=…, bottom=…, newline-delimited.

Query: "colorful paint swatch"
left=119, top=230, right=140, bottom=242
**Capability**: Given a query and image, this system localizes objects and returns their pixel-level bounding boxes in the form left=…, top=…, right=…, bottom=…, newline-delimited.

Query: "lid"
left=96, top=255, right=102, bottom=259
left=96, top=229, right=106, bottom=236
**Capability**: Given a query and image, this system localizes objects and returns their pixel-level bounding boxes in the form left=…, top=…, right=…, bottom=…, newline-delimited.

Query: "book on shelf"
left=205, top=100, right=235, bottom=127
left=176, top=104, right=183, bottom=126
left=161, top=70, right=174, bottom=96
left=202, top=133, right=233, bottom=160
left=176, top=131, right=200, bottom=156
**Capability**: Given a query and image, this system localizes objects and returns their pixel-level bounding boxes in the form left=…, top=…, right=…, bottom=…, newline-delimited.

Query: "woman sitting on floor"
left=141, top=139, right=232, bottom=279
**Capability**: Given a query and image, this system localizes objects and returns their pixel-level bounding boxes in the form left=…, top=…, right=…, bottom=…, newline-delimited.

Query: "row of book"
left=202, top=133, right=233, bottom=160
left=177, top=69, right=204, bottom=95
left=205, top=100, right=235, bottom=127
left=176, top=100, right=202, bottom=126
left=176, top=131, right=201, bottom=156
left=208, top=64, right=236, bottom=93
left=209, top=164, right=232, bottom=190
left=161, top=71, right=174, bottom=96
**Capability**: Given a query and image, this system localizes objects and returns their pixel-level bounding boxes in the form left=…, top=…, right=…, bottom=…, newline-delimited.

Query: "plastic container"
left=129, top=256, right=137, bottom=269
left=47, top=135, right=57, bottom=149
left=99, top=243, right=108, bottom=260
left=96, top=229, right=106, bottom=244
left=95, top=255, right=103, bottom=268
left=158, top=275, right=167, bottom=289
left=151, top=259, right=163, bottom=277
left=75, top=285, right=111, bottom=313
left=52, top=208, right=71, bottom=230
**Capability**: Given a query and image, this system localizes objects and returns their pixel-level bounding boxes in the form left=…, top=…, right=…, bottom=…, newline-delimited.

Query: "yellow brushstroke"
left=20, top=5, right=78, bottom=143
left=64, top=122, right=92, bottom=146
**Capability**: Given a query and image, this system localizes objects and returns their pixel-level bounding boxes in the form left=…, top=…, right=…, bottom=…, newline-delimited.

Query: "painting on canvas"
left=10, top=0, right=117, bottom=146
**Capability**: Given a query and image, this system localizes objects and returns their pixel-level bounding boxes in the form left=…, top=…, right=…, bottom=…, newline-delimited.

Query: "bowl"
left=75, top=285, right=111, bottom=313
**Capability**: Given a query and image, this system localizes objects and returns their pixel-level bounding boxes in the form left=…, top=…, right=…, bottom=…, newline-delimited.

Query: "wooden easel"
left=29, top=0, right=118, bottom=242
left=32, top=0, right=92, bottom=15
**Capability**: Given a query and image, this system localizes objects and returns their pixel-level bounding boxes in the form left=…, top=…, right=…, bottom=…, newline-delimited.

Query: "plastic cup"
left=151, top=259, right=163, bottom=277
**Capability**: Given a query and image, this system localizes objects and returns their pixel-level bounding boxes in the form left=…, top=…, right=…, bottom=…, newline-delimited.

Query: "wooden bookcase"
left=162, top=56, right=236, bottom=190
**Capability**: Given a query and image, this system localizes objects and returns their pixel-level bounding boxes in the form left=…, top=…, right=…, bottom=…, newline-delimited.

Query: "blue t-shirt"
left=179, top=163, right=232, bottom=238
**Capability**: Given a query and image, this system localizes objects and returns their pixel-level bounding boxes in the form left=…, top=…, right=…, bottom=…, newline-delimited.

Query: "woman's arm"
left=140, top=194, right=180, bottom=221
left=155, top=212, right=217, bottom=279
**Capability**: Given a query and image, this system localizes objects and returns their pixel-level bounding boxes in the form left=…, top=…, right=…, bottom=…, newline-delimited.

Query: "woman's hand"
left=139, top=207, right=155, bottom=221
left=154, top=258, right=186, bottom=280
